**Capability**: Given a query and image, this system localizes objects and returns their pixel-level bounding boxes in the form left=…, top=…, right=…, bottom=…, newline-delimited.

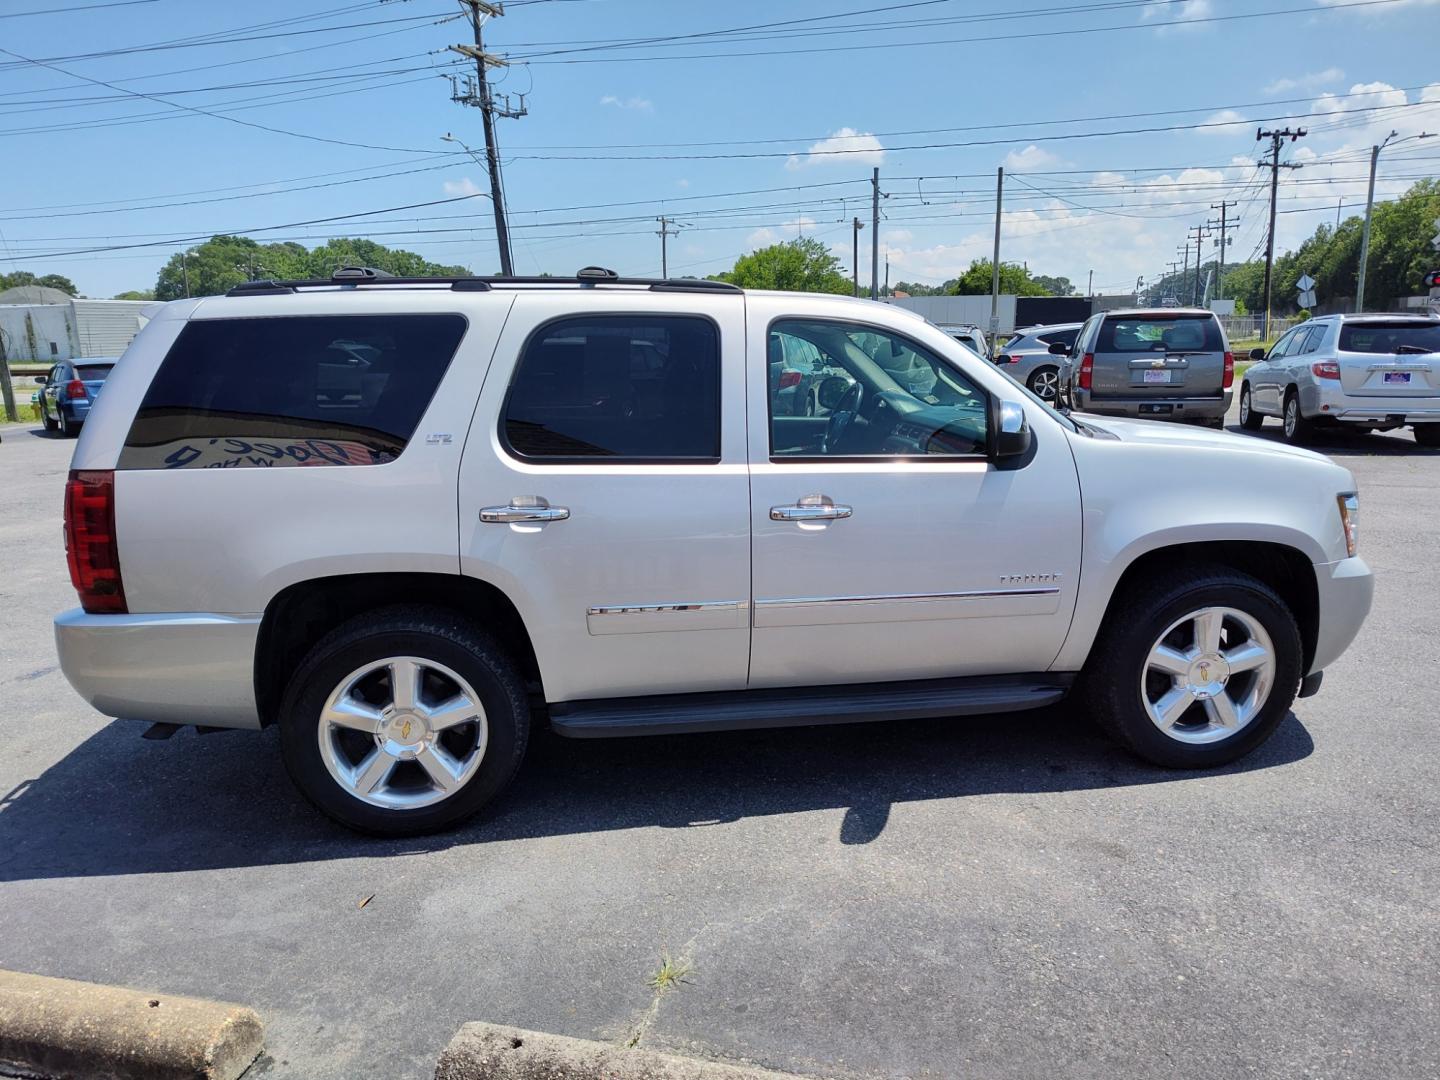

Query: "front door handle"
left=770, top=494, right=852, bottom=522
left=480, top=496, right=569, bottom=524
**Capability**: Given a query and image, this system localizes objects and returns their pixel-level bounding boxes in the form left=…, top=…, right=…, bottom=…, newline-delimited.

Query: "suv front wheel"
left=1084, top=567, right=1302, bottom=768
left=279, top=606, right=529, bottom=836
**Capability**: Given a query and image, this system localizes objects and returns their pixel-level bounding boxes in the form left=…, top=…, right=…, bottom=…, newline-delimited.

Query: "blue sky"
left=1, top=0, right=1438, bottom=298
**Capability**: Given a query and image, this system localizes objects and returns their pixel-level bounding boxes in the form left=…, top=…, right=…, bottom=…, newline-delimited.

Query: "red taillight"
left=999, top=354, right=1019, bottom=365
left=1312, top=360, right=1341, bottom=380
left=66, top=378, right=87, bottom=400
left=1223, top=351, right=1235, bottom=389
left=778, top=370, right=802, bottom=389
left=64, top=470, right=126, bottom=614
left=1078, top=353, right=1094, bottom=390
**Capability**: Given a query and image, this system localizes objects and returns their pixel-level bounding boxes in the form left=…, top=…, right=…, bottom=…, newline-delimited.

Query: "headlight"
left=1336, top=492, right=1359, bottom=557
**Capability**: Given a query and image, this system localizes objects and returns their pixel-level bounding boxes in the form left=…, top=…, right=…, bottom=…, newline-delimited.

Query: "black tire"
left=1083, top=566, right=1302, bottom=769
left=1281, top=389, right=1317, bottom=445
left=279, top=605, right=530, bottom=836
left=1027, top=366, right=1060, bottom=404
left=41, top=399, right=59, bottom=432
left=1413, top=424, right=1440, bottom=448
left=58, top=406, right=76, bottom=438
left=1238, top=384, right=1263, bottom=431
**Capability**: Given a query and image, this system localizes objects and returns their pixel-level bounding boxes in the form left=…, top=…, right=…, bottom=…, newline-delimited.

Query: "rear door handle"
left=480, top=497, right=569, bottom=524
left=770, top=494, right=852, bottom=522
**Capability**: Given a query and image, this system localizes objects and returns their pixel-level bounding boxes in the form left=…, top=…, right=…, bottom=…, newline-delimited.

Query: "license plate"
left=1382, top=372, right=1412, bottom=384
left=1139, top=403, right=1174, bottom=415
left=1143, top=370, right=1172, bottom=384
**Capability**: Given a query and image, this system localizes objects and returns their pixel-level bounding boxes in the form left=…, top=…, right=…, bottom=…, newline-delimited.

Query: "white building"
left=0, top=289, right=160, bottom=363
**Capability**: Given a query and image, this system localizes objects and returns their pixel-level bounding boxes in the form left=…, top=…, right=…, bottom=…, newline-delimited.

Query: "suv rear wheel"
left=1238, top=384, right=1263, bottom=430
left=1084, top=567, right=1301, bottom=769
left=1282, top=390, right=1315, bottom=445
left=279, top=606, right=529, bottom=836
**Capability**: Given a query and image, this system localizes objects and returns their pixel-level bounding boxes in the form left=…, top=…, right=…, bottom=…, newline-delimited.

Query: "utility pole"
left=851, top=216, right=864, bottom=298
left=450, top=0, right=525, bottom=277
left=1086, top=269, right=1093, bottom=298
left=1209, top=200, right=1237, bottom=300
left=1257, top=126, right=1306, bottom=340
left=1357, top=131, right=1434, bottom=312
left=989, top=166, right=1003, bottom=358
left=656, top=215, right=680, bottom=278
left=1178, top=242, right=1190, bottom=305
left=0, top=330, right=16, bottom=423
left=1187, top=223, right=1211, bottom=306
left=870, top=167, right=880, bottom=300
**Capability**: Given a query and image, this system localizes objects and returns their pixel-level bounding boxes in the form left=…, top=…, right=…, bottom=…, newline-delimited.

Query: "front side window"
left=120, top=314, right=466, bottom=470
left=1269, top=327, right=1302, bottom=359
left=503, top=315, right=720, bottom=461
left=768, top=319, right=989, bottom=459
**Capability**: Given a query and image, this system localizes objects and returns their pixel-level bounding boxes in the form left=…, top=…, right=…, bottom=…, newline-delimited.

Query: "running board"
left=548, top=674, right=1074, bottom=739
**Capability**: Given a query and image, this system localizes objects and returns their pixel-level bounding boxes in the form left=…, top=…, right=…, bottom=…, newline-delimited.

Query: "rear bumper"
left=1072, top=389, right=1232, bottom=420
left=1309, top=556, right=1373, bottom=675
left=1301, top=385, right=1440, bottom=424
left=55, top=608, right=262, bottom=729
left=63, top=400, right=92, bottom=420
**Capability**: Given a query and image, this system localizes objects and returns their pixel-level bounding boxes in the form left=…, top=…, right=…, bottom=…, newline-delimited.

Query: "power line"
left=0, top=0, right=158, bottom=17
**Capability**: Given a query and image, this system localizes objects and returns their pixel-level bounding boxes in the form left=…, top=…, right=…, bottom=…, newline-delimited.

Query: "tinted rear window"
left=120, top=314, right=466, bottom=470
left=503, top=315, right=720, bottom=461
left=1339, top=322, right=1440, bottom=354
left=1038, top=328, right=1079, bottom=347
left=75, top=364, right=114, bottom=381
left=1098, top=316, right=1222, bottom=352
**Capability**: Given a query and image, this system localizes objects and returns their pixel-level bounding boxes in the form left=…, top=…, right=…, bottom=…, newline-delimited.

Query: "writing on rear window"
left=119, top=314, right=466, bottom=470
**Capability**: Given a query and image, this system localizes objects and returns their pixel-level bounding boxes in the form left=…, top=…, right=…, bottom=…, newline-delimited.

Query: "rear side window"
left=1099, top=316, right=1222, bottom=352
left=1339, top=321, right=1440, bottom=354
left=120, top=314, right=466, bottom=470
left=1038, top=328, right=1079, bottom=348
left=503, top=315, right=720, bottom=461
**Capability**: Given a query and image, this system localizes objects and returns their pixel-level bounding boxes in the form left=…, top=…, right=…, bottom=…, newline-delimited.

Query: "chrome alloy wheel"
left=1141, top=606, right=1277, bottom=744
left=1030, top=368, right=1060, bottom=403
left=1239, top=390, right=1251, bottom=425
left=1284, top=397, right=1299, bottom=439
left=317, top=656, right=488, bottom=809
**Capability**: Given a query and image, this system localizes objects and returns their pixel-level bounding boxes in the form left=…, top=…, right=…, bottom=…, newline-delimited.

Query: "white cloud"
left=1001, top=144, right=1062, bottom=170
left=599, top=94, right=653, bottom=112
left=1264, top=67, right=1344, bottom=94
left=442, top=177, right=481, bottom=197
left=676, top=178, right=690, bottom=188
left=746, top=216, right=817, bottom=250
left=1200, top=109, right=1250, bottom=133
left=784, top=127, right=886, bottom=170
left=1141, top=0, right=1213, bottom=32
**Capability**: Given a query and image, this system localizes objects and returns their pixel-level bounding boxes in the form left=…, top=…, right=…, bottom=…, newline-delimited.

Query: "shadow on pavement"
left=0, top=703, right=1313, bottom=882
left=1223, top=421, right=1440, bottom=458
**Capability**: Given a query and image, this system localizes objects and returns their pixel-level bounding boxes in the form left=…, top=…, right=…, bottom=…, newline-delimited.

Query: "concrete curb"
left=435, top=1022, right=821, bottom=1080
left=0, top=970, right=263, bottom=1080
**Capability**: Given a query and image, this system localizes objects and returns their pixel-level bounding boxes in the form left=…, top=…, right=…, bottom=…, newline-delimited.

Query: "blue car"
left=36, top=358, right=118, bottom=438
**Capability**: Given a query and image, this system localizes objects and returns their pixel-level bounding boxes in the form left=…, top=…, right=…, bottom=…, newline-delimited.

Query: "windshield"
left=1339, top=322, right=1440, bottom=354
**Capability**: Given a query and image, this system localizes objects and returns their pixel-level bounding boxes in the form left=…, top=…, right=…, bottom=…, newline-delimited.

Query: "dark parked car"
left=36, top=358, right=118, bottom=437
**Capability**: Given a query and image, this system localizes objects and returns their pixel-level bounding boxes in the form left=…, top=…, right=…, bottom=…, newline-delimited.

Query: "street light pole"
left=1357, top=130, right=1433, bottom=313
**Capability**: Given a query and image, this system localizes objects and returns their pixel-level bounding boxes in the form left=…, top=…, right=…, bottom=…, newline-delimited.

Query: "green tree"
left=948, top=260, right=1050, bottom=297
left=113, top=289, right=155, bottom=300
left=0, top=270, right=79, bottom=296
left=713, top=237, right=852, bottom=294
left=892, top=280, right=946, bottom=296
left=154, top=235, right=471, bottom=300
left=1031, top=274, right=1076, bottom=296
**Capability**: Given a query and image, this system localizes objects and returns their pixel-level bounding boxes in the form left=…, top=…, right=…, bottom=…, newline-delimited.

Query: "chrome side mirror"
left=991, top=399, right=1032, bottom=459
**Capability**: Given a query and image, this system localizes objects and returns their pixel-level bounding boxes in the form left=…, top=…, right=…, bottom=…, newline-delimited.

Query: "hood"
left=1070, top=413, right=1334, bottom=464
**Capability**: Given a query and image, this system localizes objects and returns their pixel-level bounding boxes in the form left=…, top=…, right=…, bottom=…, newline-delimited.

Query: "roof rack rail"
left=225, top=267, right=741, bottom=298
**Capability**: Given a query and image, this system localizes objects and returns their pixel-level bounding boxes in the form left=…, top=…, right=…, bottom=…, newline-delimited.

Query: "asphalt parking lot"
left=1, top=413, right=1437, bottom=1080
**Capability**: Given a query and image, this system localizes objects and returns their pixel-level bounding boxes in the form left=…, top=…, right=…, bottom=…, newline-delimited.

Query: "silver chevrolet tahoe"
left=55, top=268, right=1372, bottom=835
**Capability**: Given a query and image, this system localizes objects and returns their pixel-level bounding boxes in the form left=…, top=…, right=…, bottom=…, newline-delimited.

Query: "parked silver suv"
left=54, top=269, right=1370, bottom=835
left=995, top=322, right=1083, bottom=403
left=1238, top=313, right=1440, bottom=446
left=1059, top=308, right=1233, bottom=426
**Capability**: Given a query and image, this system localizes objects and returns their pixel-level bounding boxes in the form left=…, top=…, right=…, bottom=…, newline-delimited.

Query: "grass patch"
left=1, top=402, right=41, bottom=424
left=647, top=950, right=693, bottom=992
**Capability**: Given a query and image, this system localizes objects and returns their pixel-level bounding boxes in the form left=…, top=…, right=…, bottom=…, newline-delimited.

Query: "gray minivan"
left=1057, top=308, right=1232, bottom=426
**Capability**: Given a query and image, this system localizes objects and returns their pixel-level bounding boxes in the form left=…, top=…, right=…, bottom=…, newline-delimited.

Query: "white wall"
left=0, top=304, right=77, bottom=362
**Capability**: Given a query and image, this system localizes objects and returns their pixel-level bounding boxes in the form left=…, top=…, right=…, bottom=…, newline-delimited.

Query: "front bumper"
left=55, top=609, right=262, bottom=729
left=1309, top=556, right=1373, bottom=675
left=1073, top=389, right=1232, bottom=420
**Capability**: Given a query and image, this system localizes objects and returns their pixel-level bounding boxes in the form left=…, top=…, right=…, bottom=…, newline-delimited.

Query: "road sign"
left=1295, top=273, right=1315, bottom=291
left=1298, top=290, right=1317, bottom=308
